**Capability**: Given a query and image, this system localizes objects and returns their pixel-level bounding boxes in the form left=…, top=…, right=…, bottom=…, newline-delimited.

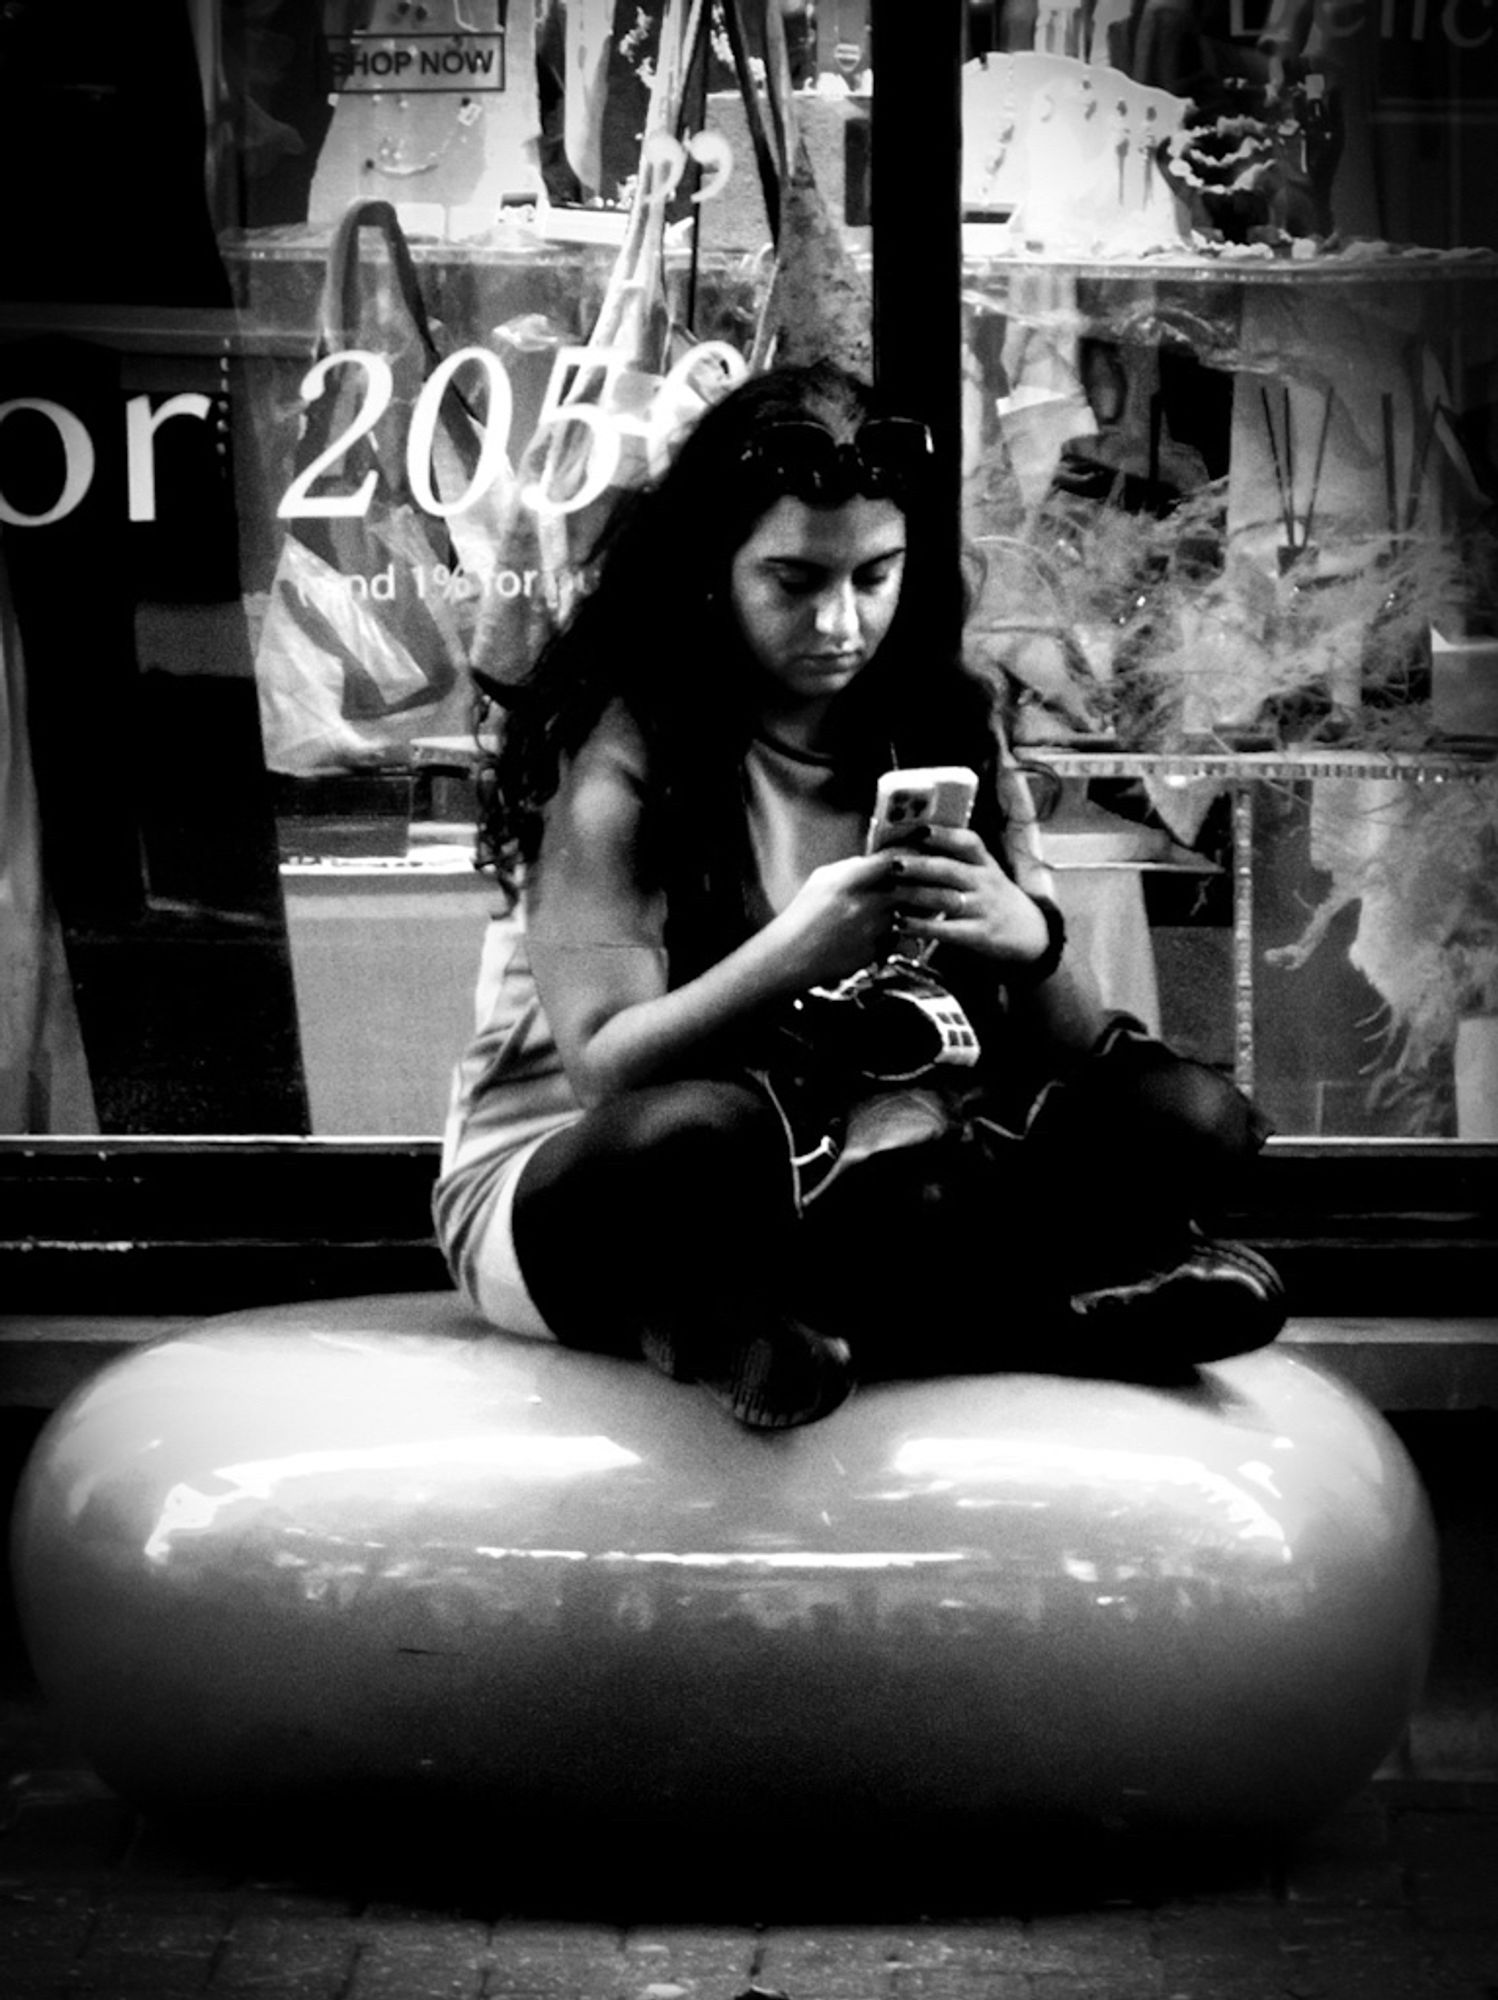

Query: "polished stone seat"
left=11, top=1291, right=1438, bottom=1844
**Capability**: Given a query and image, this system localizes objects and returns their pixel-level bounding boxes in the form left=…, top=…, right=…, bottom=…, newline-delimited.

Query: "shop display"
left=963, top=54, right=1193, bottom=259
left=254, top=200, right=508, bottom=773
left=958, top=0, right=1353, bottom=262
left=950, top=3, right=1498, bottom=1140
left=1266, top=772, right=1498, bottom=1138
left=0, top=548, right=96, bottom=1133
left=309, top=0, right=544, bottom=239
left=701, top=83, right=870, bottom=254
left=242, top=1, right=781, bottom=778
left=956, top=2, right=1498, bottom=757
left=8, top=1, right=1492, bottom=1142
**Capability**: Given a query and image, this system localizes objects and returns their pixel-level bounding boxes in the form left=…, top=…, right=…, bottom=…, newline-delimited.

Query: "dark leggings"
left=511, top=1077, right=796, bottom=1358
left=510, top=1036, right=1270, bottom=1374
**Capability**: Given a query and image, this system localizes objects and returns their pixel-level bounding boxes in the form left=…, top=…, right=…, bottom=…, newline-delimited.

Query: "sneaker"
left=641, top=1310, right=855, bottom=1429
left=1067, top=1233, right=1286, bottom=1365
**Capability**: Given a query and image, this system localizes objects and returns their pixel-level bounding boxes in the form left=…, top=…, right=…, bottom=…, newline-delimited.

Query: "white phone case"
left=866, top=766, right=979, bottom=852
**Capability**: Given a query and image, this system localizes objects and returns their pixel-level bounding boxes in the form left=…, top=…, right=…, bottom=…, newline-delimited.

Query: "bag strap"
left=310, top=197, right=497, bottom=513
left=287, top=199, right=497, bottom=574
left=317, top=198, right=446, bottom=370
left=718, top=0, right=784, bottom=248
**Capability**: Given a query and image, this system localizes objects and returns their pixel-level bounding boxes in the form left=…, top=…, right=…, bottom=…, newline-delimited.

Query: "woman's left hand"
left=885, top=825, right=1050, bottom=969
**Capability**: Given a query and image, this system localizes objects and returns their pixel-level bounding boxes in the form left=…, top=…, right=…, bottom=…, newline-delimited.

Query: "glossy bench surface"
left=12, top=1294, right=1439, bottom=1842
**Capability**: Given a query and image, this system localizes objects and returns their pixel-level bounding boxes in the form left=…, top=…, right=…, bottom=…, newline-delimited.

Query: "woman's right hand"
left=762, top=850, right=909, bottom=991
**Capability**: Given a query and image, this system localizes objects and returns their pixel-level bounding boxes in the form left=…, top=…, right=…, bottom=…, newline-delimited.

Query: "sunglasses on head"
left=740, top=416, right=934, bottom=505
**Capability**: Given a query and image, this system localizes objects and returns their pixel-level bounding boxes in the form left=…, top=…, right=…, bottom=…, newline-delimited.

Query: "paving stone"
left=886, top=1924, right=1032, bottom=2000
left=4, top=1974, right=92, bottom=1999
left=890, top=1967, right=1030, bottom=1999
left=65, top=1958, right=218, bottom=1997
left=1153, top=1898, right=1488, bottom=2000
left=1151, top=1903, right=1297, bottom=2000
left=882, top=1921, right=1028, bottom=1968
left=5, top=1696, right=1498, bottom=2000
left=1266, top=1907, right=1440, bottom=2000
left=345, top=1911, right=492, bottom=1999
left=73, top=1889, right=233, bottom=1994
left=621, top=1924, right=761, bottom=1996
left=1406, top=1931, right=1498, bottom=1990
left=1023, top=1909, right=1160, bottom=1983
left=481, top=1920, right=627, bottom=1999
left=0, top=1883, right=95, bottom=1995
left=207, top=1912, right=364, bottom=1998
left=1027, top=1974, right=1157, bottom=2000
left=755, top=1925, right=916, bottom=1998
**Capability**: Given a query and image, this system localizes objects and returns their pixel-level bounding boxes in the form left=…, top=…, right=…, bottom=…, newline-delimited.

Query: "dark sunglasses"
left=740, top=416, right=934, bottom=505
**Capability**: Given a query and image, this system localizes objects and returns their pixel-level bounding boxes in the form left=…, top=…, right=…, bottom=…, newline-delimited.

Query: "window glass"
left=11, top=4, right=1491, bottom=1149
left=960, top=0, right=1498, bottom=1138
left=2, top=1, right=868, bottom=1136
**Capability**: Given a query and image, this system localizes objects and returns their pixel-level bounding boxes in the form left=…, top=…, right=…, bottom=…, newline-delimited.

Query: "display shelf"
left=410, top=735, right=1497, bottom=784
left=1032, top=745, right=1498, bottom=782
left=222, top=223, right=777, bottom=266
left=219, top=227, right=778, bottom=342
left=1029, top=745, right=1494, bottom=1105
left=1044, top=857, right=1217, bottom=872
left=221, top=224, right=622, bottom=270
left=962, top=245, right=1498, bottom=285
left=958, top=243, right=1498, bottom=362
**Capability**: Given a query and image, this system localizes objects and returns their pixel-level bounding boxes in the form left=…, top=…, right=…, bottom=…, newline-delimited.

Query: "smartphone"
left=866, top=766, right=979, bottom=853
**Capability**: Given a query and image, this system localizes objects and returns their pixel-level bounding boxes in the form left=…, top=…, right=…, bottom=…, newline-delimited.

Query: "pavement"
left=3, top=1411, right=1496, bottom=1999
left=3, top=1677, right=1497, bottom=2000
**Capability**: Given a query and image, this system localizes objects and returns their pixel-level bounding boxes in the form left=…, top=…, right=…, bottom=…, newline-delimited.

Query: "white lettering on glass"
left=276, top=352, right=394, bottom=520
left=0, top=398, right=96, bottom=526
left=125, top=393, right=213, bottom=522
left=405, top=347, right=514, bottom=516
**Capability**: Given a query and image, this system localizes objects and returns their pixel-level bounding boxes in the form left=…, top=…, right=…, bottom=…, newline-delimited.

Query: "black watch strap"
left=1005, top=894, right=1067, bottom=987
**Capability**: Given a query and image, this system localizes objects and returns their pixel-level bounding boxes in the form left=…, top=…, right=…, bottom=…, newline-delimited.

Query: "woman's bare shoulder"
left=570, top=697, right=650, bottom=789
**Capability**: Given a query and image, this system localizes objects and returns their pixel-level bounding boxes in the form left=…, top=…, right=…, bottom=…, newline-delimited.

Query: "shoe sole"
left=1070, top=1243, right=1286, bottom=1365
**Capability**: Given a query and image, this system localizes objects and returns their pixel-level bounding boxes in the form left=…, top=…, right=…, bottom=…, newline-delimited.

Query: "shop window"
left=959, top=0, right=1498, bottom=1139
left=2, top=0, right=872, bottom=1138
left=1, top=1, right=1494, bottom=1149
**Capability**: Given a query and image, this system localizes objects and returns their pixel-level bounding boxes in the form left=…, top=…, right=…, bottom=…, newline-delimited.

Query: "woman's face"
left=727, top=493, right=907, bottom=744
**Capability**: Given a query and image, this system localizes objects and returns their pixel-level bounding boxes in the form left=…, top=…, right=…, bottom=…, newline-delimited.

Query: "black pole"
left=870, top=0, right=964, bottom=555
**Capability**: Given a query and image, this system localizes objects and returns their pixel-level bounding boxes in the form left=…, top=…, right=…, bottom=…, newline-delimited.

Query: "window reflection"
left=959, top=0, right=1498, bottom=1137
left=1, top=3, right=1493, bottom=1139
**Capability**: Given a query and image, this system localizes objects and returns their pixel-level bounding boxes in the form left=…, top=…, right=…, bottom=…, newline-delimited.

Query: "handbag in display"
left=473, top=0, right=782, bottom=689
left=253, top=198, right=512, bottom=773
left=0, top=546, right=97, bottom=1131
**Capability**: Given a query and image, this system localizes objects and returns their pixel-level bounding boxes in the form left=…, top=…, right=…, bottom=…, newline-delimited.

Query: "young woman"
left=435, top=360, right=1284, bottom=1428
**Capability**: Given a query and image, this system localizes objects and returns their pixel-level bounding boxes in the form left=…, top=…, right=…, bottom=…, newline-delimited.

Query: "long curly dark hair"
left=476, top=359, right=1009, bottom=977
